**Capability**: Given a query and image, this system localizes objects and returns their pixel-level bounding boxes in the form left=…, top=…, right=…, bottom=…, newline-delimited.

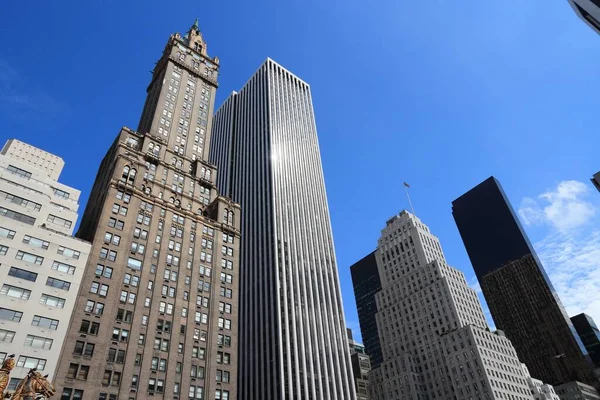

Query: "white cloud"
left=517, top=180, right=600, bottom=327
left=518, top=180, right=596, bottom=231
left=535, top=229, right=600, bottom=324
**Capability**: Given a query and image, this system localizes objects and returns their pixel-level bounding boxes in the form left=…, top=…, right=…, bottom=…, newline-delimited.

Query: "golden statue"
left=9, top=369, right=55, bottom=400
left=0, top=355, right=15, bottom=398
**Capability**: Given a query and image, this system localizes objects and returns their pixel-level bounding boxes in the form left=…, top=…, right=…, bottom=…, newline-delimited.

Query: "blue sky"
left=2, top=0, right=600, bottom=343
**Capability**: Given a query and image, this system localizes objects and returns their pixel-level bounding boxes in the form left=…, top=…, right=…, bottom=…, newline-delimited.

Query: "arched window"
left=171, top=157, right=177, bottom=166
left=223, top=209, right=229, bottom=225
left=205, top=169, right=211, bottom=180
left=128, top=169, right=137, bottom=185
left=121, top=166, right=130, bottom=182
left=176, top=160, right=182, bottom=170
left=148, top=143, right=154, bottom=153
left=153, top=145, right=161, bottom=156
left=228, top=211, right=234, bottom=226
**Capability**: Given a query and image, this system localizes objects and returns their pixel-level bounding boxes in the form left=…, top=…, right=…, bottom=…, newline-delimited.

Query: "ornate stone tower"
left=53, top=20, right=240, bottom=400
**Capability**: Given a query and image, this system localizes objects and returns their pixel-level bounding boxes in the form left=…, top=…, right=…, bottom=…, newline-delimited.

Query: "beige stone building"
left=0, top=139, right=91, bottom=386
left=53, top=20, right=240, bottom=400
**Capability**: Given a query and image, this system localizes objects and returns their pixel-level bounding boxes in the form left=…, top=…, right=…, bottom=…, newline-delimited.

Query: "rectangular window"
left=53, top=188, right=70, bottom=200
left=16, top=356, right=46, bottom=370
left=22, top=235, right=49, bottom=249
left=25, top=335, right=53, bottom=350
left=0, top=245, right=7, bottom=256
left=46, top=277, right=71, bottom=291
left=15, top=250, right=43, bottom=265
left=0, top=308, right=22, bottom=322
left=57, top=246, right=80, bottom=259
left=32, top=315, right=58, bottom=330
left=78, top=320, right=99, bottom=335
left=47, top=214, right=72, bottom=228
left=1, top=284, right=31, bottom=300
left=127, top=257, right=142, bottom=270
left=95, top=264, right=112, bottom=278
left=90, top=282, right=109, bottom=297
left=0, top=329, right=15, bottom=343
left=40, top=293, right=66, bottom=308
left=0, top=227, right=16, bottom=239
left=6, top=165, right=32, bottom=179
left=52, top=261, right=76, bottom=274
left=0, top=206, right=36, bottom=225
left=8, top=267, right=37, bottom=282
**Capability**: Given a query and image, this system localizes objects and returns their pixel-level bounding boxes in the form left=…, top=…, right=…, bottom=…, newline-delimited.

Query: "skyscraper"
left=571, top=313, right=600, bottom=369
left=452, top=176, right=598, bottom=390
left=592, top=171, right=600, bottom=193
left=350, top=251, right=383, bottom=369
left=568, top=0, right=600, bottom=34
left=368, top=210, right=533, bottom=400
left=0, top=139, right=91, bottom=385
left=54, top=21, right=241, bottom=400
left=346, top=329, right=371, bottom=400
left=209, top=59, right=356, bottom=400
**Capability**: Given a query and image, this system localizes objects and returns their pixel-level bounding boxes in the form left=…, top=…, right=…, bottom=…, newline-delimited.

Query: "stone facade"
left=369, top=211, right=534, bottom=400
left=53, top=21, right=240, bottom=400
left=0, top=139, right=91, bottom=385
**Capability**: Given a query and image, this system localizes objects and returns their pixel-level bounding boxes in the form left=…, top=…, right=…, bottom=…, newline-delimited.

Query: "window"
left=1, top=284, right=31, bottom=300
left=111, top=203, right=128, bottom=216
left=78, top=320, right=99, bottom=335
left=130, top=241, right=145, bottom=254
left=32, top=315, right=59, bottom=330
left=90, top=282, right=109, bottom=297
left=216, top=351, right=230, bottom=365
left=45, top=277, right=71, bottom=291
left=53, top=188, right=70, bottom=200
left=189, top=385, right=204, bottom=399
left=0, top=245, right=7, bottom=256
left=25, top=335, right=53, bottom=350
left=47, top=214, right=72, bottom=228
left=119, top=291, right=136, bottom=304
left=116, top=190, right=131, bottom=203
left=0, top=207, right=35, bottom=225
left=127, top=257, right=143, bottom=270
left=153, top=338, right=169, bottom=352
left=215, top=389, right=230, bottom=400
left=99, top=247, right=117, bottom=262
left=7, top=267, right=37, bottom=282
left=84, top=300, right=104, bottom=315
left=216, top=370, right=230, bottom=383
left=52, top=261, right=76, bottom=274
left=121, top=166, right=137, bottom=185
left=0, top=227, right=16, bottom=239
left=0, top=190, right=43, bottom=211
left=6, top=165, right=31, bottom=179
left=58, top=246, right=80, bottom=259
left=104, top=232, right=121, bottom=245
left=40, top=293, right=66, bottom=308
left=15, top=250, right=43, bottom=264
left=17, top=356, right=46, bottom=370
left=124, top=273, right=140, bottom=287
left=73, top=341, right=94, bottom=357
left=148, top=378, right=164, bottom=393
left=112, top=328, right=129, bottom=342
left=0, top=329, right=15, bottom=343
left=220, top=287, right=232, bottom=298
left=107, top=217, right=125, bottom=230
left=61, top=388, right=84, bottom=400
left=22, top=235, right=49, bottom=249
left=95, top=264, right=113, bottom=278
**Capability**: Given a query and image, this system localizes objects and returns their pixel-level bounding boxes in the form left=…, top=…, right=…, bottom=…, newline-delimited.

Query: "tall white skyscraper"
left=0, top=139, right=90, bottom=385
left=210, top=58, right=356, bottom=400
left=369, top=210, right=534, bottom=400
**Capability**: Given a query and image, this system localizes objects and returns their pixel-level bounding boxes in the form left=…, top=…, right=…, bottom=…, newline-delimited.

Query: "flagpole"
left=404, top=182, right=415, bottom=216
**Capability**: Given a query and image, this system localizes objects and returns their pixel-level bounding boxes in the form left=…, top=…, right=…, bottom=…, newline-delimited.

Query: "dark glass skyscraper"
left=210, top=59, right=355, bottom=400
left=452, top=176, right=598, bottom=389
left=349, top=251, right=383, bottom=369
left=571, top=313, right=600, bottom=369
